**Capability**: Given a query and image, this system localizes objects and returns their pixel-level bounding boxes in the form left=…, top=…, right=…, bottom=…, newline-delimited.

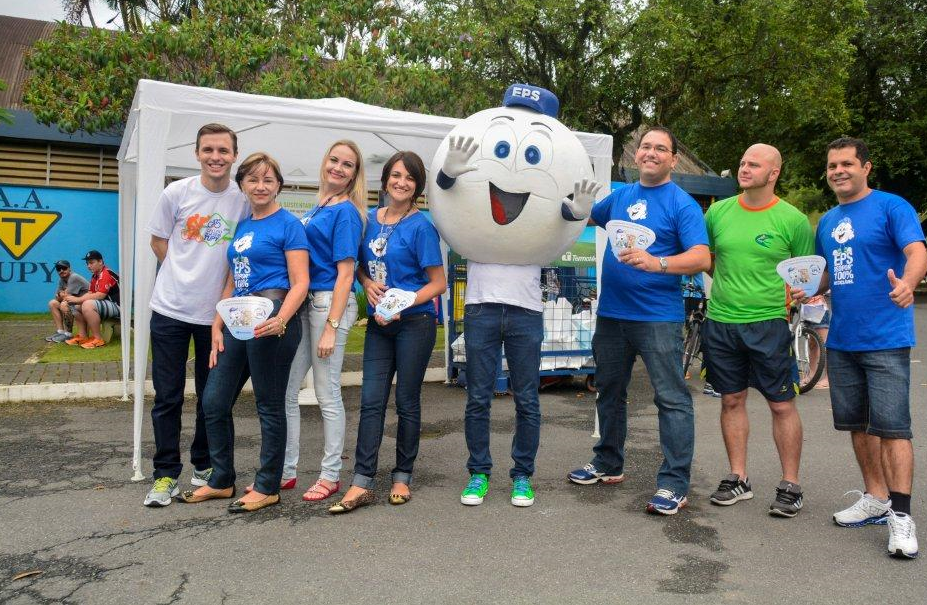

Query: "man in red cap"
left=65, top=250, right=120, bottom=349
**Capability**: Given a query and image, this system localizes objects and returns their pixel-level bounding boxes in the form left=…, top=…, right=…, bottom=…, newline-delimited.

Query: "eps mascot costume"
left=429, top=84, right=603, bottom=508
left=429, top=84, right=602, bottom=264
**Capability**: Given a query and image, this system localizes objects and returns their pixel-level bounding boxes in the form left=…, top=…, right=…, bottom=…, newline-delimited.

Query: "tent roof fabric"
left=118, top=80, right=614, bottom=185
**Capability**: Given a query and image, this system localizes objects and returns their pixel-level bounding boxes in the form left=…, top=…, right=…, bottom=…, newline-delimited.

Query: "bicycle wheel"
left=683, top=320, right=702, bottom=377
left=795, top=328, right=825, bottom=394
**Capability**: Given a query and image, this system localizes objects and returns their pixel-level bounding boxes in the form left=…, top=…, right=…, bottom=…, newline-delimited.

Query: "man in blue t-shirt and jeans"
left=796, top=137, right=926, bottom=558
left=567, top=127, right=711, bottom=515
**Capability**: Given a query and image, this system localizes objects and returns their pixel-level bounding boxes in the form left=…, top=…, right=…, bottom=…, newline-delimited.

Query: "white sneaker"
left=191, top=467, right=213, bottom=487
left=887, top=511, right=918, bottom=559
left=833, top=490, right=890, bottom=527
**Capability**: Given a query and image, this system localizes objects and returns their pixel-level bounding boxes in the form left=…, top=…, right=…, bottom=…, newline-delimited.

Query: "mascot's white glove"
left=561, top=179, right=603, bottom=221
left=442, top=136, right=480, bottom=179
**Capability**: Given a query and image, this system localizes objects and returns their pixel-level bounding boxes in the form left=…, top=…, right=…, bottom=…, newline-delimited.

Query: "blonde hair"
left=319, top=139, right=367, bottom=225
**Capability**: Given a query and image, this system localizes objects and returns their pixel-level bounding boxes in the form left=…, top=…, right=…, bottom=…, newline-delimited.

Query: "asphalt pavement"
left=2, top=302, right=927, bottom=604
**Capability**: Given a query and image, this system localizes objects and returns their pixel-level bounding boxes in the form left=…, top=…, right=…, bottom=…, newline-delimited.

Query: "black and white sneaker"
left=769, top=481, right=803, bottom=517
left=709, top=474, right=753, bottom=506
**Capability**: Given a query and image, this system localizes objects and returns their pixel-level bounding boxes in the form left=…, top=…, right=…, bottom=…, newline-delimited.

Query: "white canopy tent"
left=117, top=79, right=613, bottom=480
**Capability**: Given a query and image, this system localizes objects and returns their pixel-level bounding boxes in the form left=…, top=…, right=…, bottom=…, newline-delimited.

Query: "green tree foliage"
left=427, top=0, right=642, bottom=143
left=629, top=0, right=863, bottom=203
left=24, top=0, right=485, bottom=133
left=424, top=0, right=862, bottom=185
left=23, top=0, right=927, bottom=209
left=844, top=0, right=927, bottom=209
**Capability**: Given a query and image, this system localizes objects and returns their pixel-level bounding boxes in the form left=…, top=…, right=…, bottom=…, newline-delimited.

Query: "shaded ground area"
left=2, top=364, right=926, bottom=603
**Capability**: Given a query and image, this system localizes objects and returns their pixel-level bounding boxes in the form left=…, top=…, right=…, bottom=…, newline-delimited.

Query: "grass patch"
left=38, top=324, right=444, bottom=361
left=346, top=323, right=445, bottom=355
left=40, top=336, right=194, bottom=364
left=41, top=335, right=129, bottom=363
left=0, top=312, right=48, bottom=321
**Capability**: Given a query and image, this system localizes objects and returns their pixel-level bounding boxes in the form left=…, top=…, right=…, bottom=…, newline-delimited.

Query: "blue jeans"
left=464, top=303, right=543, bottom=479
left=203, top=302, right=301, bottom=495
left=827, top=347, right=912, bottom=439
left=591, top=317, right=694, bottom=495
left=150, top=311, right=211, bottom=480
left=352, top=313, right=437, bottom=489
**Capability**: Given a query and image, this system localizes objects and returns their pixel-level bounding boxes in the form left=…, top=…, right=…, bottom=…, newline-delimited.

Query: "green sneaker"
left=143, top=477, right=179, bottom=507
left=511, top=476, right=535, bottom=507
left=460, top=473, right=489, bottom=506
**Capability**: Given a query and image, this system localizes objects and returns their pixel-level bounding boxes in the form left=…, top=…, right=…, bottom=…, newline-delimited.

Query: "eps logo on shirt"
left=831, top=218, right=855, bottom=244
left=627, top=200, right=647, bottom=221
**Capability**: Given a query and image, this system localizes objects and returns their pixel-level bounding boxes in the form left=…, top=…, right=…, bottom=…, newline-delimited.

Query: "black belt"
left=252, top=288, right=288, bottom=301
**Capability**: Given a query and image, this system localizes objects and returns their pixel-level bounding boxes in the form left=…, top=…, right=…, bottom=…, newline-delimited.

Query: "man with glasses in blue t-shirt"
left=795, top=137, right=926, bottom=559
left=567, top=126, right=710, bottom=515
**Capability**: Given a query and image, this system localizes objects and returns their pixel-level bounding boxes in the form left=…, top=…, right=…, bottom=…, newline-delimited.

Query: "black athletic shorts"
left=702, top=318, right=798, bottom=402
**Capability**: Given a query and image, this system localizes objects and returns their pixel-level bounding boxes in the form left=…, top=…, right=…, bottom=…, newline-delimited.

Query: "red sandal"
left=302, top=479, right=340, bottom=502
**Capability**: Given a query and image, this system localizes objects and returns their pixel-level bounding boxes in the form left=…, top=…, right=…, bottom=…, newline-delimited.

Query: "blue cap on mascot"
left=502, top=84, right=559, bottom=118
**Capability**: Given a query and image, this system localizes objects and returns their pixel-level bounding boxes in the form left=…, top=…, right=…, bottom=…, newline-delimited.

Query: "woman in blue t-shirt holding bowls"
left=179, top=152, right=309, bottom=513
left=329, top=151, right=446, bottom=514
left=284, top=140, right=367, bottom=503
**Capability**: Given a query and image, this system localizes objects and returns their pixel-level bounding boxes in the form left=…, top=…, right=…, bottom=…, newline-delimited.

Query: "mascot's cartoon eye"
left=516, top=131, right=553, bottom=172
left=481, top=122, right=517, bottom=167
left=524, top=145, right=541, bottom=165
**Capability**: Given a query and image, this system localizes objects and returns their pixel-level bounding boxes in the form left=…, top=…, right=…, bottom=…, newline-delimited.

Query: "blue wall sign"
left=0, top=185, right=119, bottom=313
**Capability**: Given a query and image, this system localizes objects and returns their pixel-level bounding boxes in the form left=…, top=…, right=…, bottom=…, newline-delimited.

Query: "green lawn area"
left=0, top=312, right=48, bottom=321
left=346, top=323, right=445, bottom=354
left=39, top=334, right=195, bottom=364
left=40, top=334, right=133, bottom=363
left=37, top=323, right=444, bottom=362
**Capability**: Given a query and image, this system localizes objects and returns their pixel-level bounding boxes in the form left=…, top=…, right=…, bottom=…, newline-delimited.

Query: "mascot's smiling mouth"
left=489, top=182, right=530, bottom=225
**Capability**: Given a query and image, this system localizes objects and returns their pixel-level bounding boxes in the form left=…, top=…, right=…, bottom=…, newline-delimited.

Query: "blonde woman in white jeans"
left=281, top=140, right=366, bottom=502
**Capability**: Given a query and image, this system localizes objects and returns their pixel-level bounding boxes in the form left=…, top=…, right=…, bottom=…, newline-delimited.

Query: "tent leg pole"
left=131, top=462, right=145, bottom=482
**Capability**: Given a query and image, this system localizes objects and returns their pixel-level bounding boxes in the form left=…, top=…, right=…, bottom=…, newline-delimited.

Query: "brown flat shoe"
left=178, top=486, right=235, bottom=503
left=329, top=490, right=375, bottom=514
left=389, top=490, right=412, bottom=505
left=228, top=493, right=280, bottom=513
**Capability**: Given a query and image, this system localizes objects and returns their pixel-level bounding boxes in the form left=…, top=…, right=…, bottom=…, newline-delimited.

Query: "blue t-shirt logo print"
left=832, top=218, right=855, bottom=244
left=627, top=200, right=647, bottom=221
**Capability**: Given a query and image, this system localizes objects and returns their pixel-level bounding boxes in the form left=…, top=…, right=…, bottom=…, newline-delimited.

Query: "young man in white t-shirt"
left=143, top=123, right=250, bottom=507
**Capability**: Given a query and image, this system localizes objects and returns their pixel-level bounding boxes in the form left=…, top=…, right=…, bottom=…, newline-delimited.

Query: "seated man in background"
left=46, top=259, right=89, bottom=343
left=65, top=250, right=120, bottom=349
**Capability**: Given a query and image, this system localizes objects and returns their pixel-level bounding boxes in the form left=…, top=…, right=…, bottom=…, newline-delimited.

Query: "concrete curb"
left=0, top=367, right=448, bottom=403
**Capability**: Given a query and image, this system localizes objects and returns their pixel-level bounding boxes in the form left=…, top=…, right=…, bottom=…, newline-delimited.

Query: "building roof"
left=0, top=16, right=58, bottom=110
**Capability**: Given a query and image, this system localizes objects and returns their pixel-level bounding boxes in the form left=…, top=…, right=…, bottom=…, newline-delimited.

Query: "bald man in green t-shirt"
left=703, top=143, right=814, bottom=518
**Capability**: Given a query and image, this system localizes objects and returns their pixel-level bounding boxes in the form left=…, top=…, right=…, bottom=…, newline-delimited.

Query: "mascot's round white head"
left=428, top=83, right=597, bottom=265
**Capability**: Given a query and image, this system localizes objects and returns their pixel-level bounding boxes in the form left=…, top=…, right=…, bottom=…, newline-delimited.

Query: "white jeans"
left=283, top=291, right=358, bottom=482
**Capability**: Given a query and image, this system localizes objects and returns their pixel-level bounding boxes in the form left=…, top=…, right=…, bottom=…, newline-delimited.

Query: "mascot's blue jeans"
left=463, top=302, right=543, bottom=479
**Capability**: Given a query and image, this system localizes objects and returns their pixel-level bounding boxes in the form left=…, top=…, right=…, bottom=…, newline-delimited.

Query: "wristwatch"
left=326, top=317, right=340, bottom=329
left=659, top=257, right=668, bottom=273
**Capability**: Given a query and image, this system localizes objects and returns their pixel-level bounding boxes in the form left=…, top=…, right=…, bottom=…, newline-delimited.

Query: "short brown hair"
left=196, top=123, right=238, bottom=154
left=638, top=126, right=678, bottom=155
left=827, top=137, right=869, bottom=166
left=381, top=151, right=427, bottom=202
left=235, top=152, right=284, bottom=189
